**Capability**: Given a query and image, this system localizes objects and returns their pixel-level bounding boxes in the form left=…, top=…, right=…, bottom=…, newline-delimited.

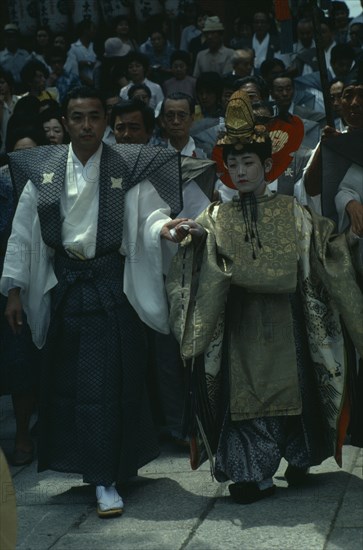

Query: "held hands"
left=160, top=218, right=206, bottom=243
left=5, top=288, right=23, bottom=335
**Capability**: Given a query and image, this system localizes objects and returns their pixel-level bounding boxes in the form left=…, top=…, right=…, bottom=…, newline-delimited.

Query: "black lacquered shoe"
left=285, top=465, right=309, bottom=486
left=228, top=482, right=276, bottom=504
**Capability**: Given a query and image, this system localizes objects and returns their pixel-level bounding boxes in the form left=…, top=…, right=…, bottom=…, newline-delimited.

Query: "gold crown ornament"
left=217, top=90, right=269, bottom=147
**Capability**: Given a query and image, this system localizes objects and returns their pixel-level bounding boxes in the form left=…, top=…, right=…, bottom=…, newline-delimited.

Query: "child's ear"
left=264, top=158, right=273, bottom=174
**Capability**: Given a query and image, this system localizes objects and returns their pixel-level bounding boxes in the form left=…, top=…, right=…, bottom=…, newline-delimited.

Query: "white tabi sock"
left=96, top=485, right=124, bottom=511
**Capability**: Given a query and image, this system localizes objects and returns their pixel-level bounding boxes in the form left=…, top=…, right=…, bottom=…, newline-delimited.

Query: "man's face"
left=54, top=35, right=66, bottom=49
left=341, top=85, right=363, bottom=129
left=50, top=56, right=65, bottom=77
left=171, top=59, right=188, bottom=80
left=205, top=31, right=223, bottom=51
left=234, top=52, right=254, bottom=78
left=271, top=77, right=294, bottom=110
left=31, top=70, right=46, bottom=94
left=239, top=82, right=262, bottom=103
left=331, top=57, right=353, bottom=80
left=116, top=20, right=129, bottom=36
left=320, top=24, right=333, bottom=49
left=297, top=22, right=314, bottom=48
left=128, top=61, right=145, bottom=82
left=37, top=30, right=49, bottom=47
left=151, top=32, right=165, bottom=53
left=333, top=10, right=349, bottom=29
left=197, top=88, right=218, bottom=112
left=131, top=89, right=150, bottom=104
left=197, top=15, right=207, bottom=30
left=161, top=99, right=193, bottom=140
left=349, top=24, right=363, bottom=47
left=253, top=13, right=269, bottom=39
left=330, top=81, right=344, bottom=117
left=113, top=110, right=150, bottom=144
left=63, top=97, right=107, bottom=155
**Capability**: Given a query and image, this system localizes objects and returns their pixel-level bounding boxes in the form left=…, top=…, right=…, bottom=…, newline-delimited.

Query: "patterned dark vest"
left=8, top=143, right=183, bottom=254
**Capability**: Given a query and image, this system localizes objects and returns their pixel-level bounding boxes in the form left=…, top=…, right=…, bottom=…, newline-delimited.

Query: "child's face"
left=171, top=60, right=187, bottom=80
left=226, top=151, right=270, bottom=196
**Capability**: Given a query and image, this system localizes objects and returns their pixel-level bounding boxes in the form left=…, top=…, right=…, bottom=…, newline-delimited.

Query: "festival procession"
left=0, top=0, right=362, bottom=548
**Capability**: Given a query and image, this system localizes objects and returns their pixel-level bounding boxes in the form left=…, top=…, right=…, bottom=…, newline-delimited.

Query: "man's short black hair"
left=124, top=51, right=150, bottom=73
left=46, top=46, right=67, bottom=65
left=270, top=72, right=294, bottom=88
left=196, top=71, right=223, bottom=99
left=20, top=60, right=49, bottom=84
left=62, top=86, right=106, bottom=117
left=331, top=44, right=355, bottom=64
left=0, top=67, right=14, bottom=89
left=234, top=75, right=270, bottom=101
left=260, top=58, right=286, bottom=81
left=6, top=124, right=46, bottom=153
left=170, top=50, right=191, bottom=67
left=127, top=83, right=152, bottom=100
left=160, top=92, right=195, bottom=116
left=110, top=100, right=155, bottom=134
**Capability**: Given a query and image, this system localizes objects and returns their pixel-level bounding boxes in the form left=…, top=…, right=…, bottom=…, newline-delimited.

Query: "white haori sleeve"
left=0, top=181, right=57, bottom=348
left=122, top=179, right=177, bottom=334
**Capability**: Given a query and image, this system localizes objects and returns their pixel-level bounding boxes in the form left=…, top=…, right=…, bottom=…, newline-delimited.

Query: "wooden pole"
left=310, top=0, right=335, bottom=127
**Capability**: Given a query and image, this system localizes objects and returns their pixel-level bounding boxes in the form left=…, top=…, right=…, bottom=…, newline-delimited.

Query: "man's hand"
left=160, top=218, right=189, bottom=242
left=321, top=125, right=341, bottom=141
left=346, top=200, right=363, bottom=236
left=5, top=288, right=23, bottom=334
left=161, top=218, right=206, bottom=243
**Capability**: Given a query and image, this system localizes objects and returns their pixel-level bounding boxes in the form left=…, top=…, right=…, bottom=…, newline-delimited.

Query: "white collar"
left=167, top=136, right=195, bottom=156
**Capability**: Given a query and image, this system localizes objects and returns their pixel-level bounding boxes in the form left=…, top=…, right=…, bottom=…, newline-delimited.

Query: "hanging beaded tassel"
left=233, top=193, right=262, bottom=259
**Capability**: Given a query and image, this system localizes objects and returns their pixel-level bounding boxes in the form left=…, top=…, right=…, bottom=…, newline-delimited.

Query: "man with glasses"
left=160, top=92, right=206, bottom=157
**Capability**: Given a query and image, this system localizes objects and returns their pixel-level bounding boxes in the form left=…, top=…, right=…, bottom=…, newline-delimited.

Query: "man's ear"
left=62, top=116, right=68, bottom=132
left=264, top=158, right=273, bottom=174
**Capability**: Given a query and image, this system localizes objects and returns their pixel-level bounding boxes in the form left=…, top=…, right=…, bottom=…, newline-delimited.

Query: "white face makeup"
left=226, top=151, right=271, bottom=196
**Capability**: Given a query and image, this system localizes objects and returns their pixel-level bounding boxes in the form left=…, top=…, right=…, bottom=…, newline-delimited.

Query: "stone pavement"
left=1, top=396, right=362, bottom=550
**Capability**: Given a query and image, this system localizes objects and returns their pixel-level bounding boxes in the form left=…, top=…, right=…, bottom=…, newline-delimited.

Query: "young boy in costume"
left=165, top=91, right=363, bottom=504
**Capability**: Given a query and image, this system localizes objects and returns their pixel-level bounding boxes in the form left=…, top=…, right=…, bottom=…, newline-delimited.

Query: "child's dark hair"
left=222, top=139, right=272, bottom=165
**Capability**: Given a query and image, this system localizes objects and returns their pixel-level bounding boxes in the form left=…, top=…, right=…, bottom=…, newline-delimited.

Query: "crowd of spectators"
left=0, top=1, right=362, bottom=159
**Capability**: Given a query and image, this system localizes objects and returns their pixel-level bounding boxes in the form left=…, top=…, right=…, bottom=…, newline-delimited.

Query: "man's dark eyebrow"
left=70, top=110, right=102, bottom=116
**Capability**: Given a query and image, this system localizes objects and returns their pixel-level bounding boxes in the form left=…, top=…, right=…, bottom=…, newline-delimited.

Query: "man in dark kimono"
left=1, top=86, right=183, bottom=517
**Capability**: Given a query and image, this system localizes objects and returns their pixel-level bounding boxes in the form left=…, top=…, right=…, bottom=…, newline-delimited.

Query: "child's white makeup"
left=227, top=151, right=270, bottom=196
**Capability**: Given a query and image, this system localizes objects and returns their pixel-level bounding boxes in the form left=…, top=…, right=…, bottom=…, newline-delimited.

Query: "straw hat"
left=203, top=16, right=224, bottom=32
left=4, top=23, right=19, bottom=33
left=104, top=37, right=131, bottom=58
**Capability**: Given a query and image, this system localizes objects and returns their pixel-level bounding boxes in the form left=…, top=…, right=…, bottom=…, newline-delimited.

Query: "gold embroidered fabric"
left=166, top=197, right=363, bottom=432
left=212, top=194, right=298, bottom=292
